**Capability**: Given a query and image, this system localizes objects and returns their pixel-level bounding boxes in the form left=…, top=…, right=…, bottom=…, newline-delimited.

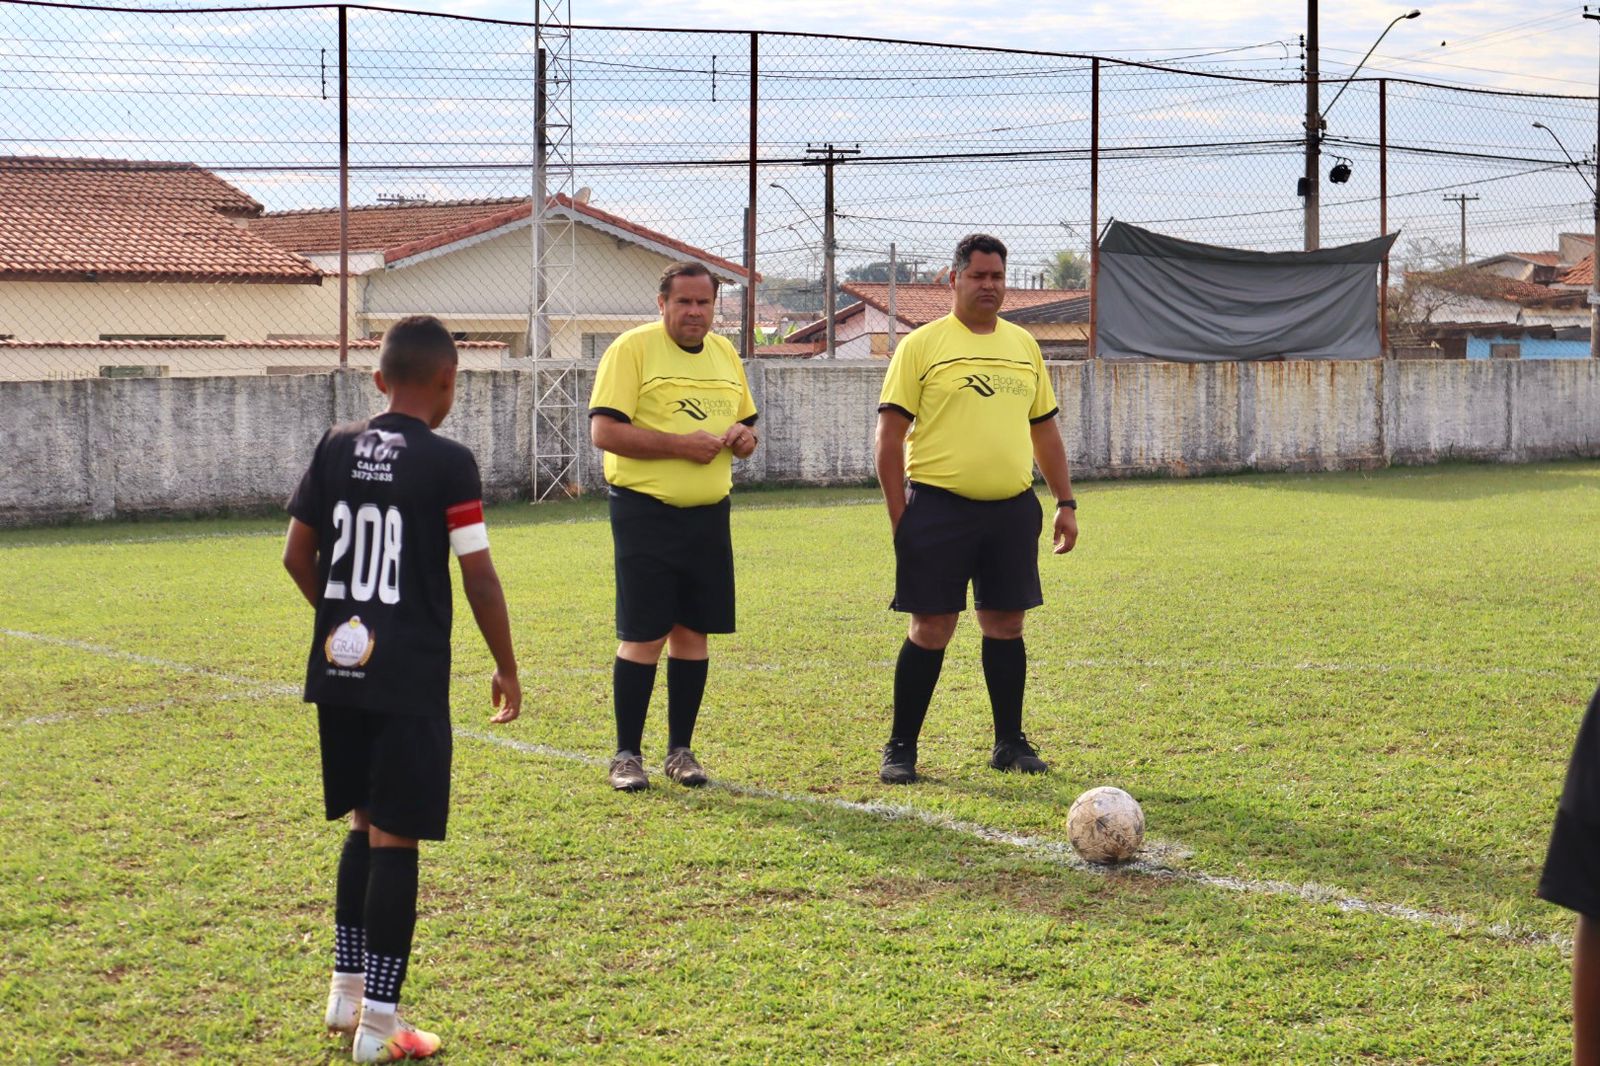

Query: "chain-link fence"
left=0, top=0, right=1594, bottom=379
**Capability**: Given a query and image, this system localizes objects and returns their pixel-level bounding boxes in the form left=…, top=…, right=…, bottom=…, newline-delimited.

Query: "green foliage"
left=1, top=465, right=1590, bottom=1061
left=1044, top=249, right=1088, bottom=289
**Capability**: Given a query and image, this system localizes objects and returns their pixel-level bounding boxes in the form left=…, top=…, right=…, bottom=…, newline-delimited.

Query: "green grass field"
left=3, top=462, right=1598, bottom=1063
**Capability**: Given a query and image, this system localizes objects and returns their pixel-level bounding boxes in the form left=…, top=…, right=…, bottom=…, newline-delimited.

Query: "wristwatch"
left=1056, top=498, right=1077, bottom=510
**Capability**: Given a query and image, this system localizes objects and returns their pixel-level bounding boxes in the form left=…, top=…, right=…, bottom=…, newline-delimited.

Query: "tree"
left=1386, top=236, right=1479, bottom=338
left=844, top=260, right=918, bottom=284
left=1044, top=249, right=1088, bottom=289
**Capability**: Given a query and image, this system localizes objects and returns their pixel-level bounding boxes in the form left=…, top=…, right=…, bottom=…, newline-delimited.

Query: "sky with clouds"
left=405, top=0, right=1599, bottom=95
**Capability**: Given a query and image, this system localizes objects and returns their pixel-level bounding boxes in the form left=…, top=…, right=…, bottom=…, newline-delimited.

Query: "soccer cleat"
left=352, top=1010, right=441, bottom=1063
left=609, top=751, right=650, bottom=791
left=990, top=733, right=1050, bottom=774
left=879, top=738, right=918, bottom=784
left=325, top=972, right=364, bottom=1035
left=664, top=746, right=709, bottom=787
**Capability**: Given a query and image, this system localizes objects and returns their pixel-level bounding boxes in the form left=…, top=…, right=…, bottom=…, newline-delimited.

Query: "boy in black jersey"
left=283, top=315, right=520, bottom=1063
left=1538, top=684, right=1600, bottom=1065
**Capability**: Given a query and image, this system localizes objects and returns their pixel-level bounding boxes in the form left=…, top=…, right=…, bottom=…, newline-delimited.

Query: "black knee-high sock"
left=982, top=636, right=1027, bottom=742
left=891, top=638, right=945, bottom=744
left=333, top=829, right=369, bottom=974
left=613, top=657, right=657, bottom=755
left=666, top=657, right=709, bottom=750
left=363, top=847, right=419, bottom=1007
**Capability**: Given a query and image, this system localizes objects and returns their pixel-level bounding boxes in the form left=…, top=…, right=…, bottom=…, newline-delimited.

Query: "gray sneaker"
left=664, top=746, right=709, bottom=787
left=609, top=751, right=649, bottom=791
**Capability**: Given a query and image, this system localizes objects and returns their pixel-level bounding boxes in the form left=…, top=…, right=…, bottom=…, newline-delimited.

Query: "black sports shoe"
left=880, top=738, right=918, bottom=784
left=989, top=733, right=1049, bottom=774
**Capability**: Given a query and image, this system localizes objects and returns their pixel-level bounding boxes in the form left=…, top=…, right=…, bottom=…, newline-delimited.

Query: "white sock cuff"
left=361, top=997, right=397, bottom=1016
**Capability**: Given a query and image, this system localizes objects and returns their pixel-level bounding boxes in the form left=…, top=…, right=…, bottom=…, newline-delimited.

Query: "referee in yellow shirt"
left=874, top=234, right=1078, bottom=784
left=589, top=261, right=759, bottom=791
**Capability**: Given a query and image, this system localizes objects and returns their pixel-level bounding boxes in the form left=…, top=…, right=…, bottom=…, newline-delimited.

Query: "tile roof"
left=786, top=284, right=1090, bottom=341
left=1562, top=254, right=1593, bottom=287
left=0, top=156, right=321, bottom=284
left=250, top=195, right=752, bottom=281
left=1408, top=269, right=1586, bottom=308
left=0, top=338, right=506, bottom=350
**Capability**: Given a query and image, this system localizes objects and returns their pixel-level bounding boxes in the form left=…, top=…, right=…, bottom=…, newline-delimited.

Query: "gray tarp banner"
left=1096, top=221, right=1398, bottom=362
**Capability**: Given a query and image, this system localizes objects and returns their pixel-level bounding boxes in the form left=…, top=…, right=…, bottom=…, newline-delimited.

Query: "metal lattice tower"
left=530, top=0, right=581, bottom=499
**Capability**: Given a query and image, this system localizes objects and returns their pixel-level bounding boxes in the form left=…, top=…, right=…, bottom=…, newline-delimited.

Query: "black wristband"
left=1056, top=498, right=1077, bottom=510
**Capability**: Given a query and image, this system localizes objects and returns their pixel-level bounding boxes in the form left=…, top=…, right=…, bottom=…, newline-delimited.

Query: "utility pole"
left=887, top=241, right=898, bottom=355
left=1303, top=1, right=1320, bottom=251
left=1442, top=194, right=1479, bottom=266
left=1585, top=7, right=1600, bottom=358
left=805, top=143, right=860, bottom=358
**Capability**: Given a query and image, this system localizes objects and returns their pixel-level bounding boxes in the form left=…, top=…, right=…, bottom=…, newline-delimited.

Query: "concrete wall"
left=6, top=358, right=1600, bottom=526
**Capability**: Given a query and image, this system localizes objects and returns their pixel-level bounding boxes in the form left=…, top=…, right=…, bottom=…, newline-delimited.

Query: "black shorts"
left=609, top=485, right=735, bottom=641
left=1539, top=684, right=1600, bottom=918
left=318, top=705, right=453, bottom=841
left=892, top=481, right=1044, bottom=615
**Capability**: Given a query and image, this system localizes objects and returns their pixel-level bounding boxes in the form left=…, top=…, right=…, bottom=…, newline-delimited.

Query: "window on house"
left=582, top=332, right=622, bottom=360
left=1489, top=342, right=1521, bottom=360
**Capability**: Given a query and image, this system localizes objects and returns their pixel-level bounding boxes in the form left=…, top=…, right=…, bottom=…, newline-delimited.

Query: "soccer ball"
left=1068, top=786, right=1145, bottom=863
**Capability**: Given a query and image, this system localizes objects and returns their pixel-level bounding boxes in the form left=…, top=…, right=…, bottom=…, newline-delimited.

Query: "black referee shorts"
left=609, top=485, right=736, bottom=642
left=891, top=481, right=1044, bottom=615
left=318, top=705, right=453, bottom=841
left=1539, top=684, right=1600, bottom=918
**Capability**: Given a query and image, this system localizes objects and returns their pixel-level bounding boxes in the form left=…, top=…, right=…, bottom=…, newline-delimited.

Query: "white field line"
left=4, top=627, right=1572, bottom=951
left=5, top=686, right=278, bottom=728
left=459, top=727, right=1571, bottom=952
left=0, top=628, right=301, bottom=696
left=0, top=495, right=885, bottom=550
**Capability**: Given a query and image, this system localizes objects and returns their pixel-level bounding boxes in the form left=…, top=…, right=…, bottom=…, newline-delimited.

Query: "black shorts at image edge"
left=609, top=485, right=736, bottom=641
left=1539, top=684, right=1600, bottom=918
left=891, top=481, right=1044, bottom=614
left=318, top=705, right=453, bottom=841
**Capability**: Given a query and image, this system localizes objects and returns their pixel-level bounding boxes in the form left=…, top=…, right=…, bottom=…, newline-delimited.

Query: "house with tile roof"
left=0, top=156, right=343, bottom=352
left=250, top=194, right=753, bottom=359
left=0, top=156, right=754, bottom=375
left=779, top=282, right=1089, bottom=359
left=1402, top=268, right=1589, bottom=330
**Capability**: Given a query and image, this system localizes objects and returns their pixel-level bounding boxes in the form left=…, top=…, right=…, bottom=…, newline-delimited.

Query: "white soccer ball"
left=1068, top=786, right=1145, bottom=863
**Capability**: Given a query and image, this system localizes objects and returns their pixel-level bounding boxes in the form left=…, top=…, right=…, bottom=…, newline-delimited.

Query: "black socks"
left=613, top=657, right=657, bottom=755
left=363, top=847, right=419, bottom=1006
left=982, top=636, right=1026, bottom=742
left=891, top=638, right=945, bottom=744
left=333, top=829, right=369, bottom=974
left=667, top=657, right=709, bottom=750
left=616, top=655, right=710, bottom=753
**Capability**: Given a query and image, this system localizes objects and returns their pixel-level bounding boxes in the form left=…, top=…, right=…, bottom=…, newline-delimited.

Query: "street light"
left=1303, top=7, right=1421, bottom=250
left=768, top=182, right=824, bottom=238
left=771, top=180, right=838, bottom=356
left=1532, top=122, right=1597, bottom=195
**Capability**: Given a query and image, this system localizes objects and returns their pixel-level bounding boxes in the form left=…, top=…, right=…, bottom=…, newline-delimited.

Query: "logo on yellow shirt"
left=671, top=396, right=735, bottom=421
left=959, top=373, right=1031, bottom=398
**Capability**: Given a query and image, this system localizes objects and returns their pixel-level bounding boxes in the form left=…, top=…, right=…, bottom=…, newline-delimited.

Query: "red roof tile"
left=0, top=156, right=321, bottom=284
left=1408, top=268, right=1586, bottom=307
left=1563, top=254, right=1593, bottom=287
left=250, top=195, right=752, bottom=282
left=750, top=340, right=825, bottom=358
left=787, top=283, right=1089, bottom=341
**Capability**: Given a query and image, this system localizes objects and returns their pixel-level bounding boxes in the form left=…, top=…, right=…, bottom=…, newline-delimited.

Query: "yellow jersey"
left=878, top=314, right=1058, bottom=501
left=589, top=322, right=758, bottom=507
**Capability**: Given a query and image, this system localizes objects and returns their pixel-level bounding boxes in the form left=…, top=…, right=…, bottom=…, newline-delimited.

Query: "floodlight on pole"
left=1304, top=6, right=1421, bottom=251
